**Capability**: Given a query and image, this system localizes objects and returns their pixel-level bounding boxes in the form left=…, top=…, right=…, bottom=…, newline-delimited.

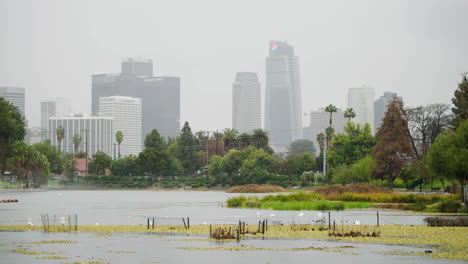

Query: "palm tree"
left=222, top=128, right=238, bottom=151
left=325, top=127, right=335, bottom=147
left=73, top=134, right=81, bottom=154
left=252, top=128, right=269, bottom=149
left=238, top=132, right=252, bottom=149
left=316, top=132, right=325, bottom=152
left=324, top=104, right=337, bottom=148
left=344, top=108, right=356, bottom=122
left=56, top=126, right=65, bottom=152
left=115, top=131, right=123, bottom=158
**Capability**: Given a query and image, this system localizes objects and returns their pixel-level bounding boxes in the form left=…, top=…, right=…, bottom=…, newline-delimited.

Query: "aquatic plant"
left=227, top=184, right=286, bottom=193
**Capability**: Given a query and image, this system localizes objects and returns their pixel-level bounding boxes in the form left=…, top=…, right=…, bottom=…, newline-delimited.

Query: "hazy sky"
left=1, top=0, right=467, bottom=132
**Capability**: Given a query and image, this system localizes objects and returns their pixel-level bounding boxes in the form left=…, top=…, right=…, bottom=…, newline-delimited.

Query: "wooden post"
left=243, top=222, right=245, bottom=234
left=262, top=220, right=265, bottom=234
left=328, top=212, right=331, bottom=229
left=237, top=228, right=240, bottom=241
left=210, top=225, right=212, bottom=238
left=152, top=218, right=155, bottom=229
left=333, top=220, right=336, bottom=231
left=147, top=218, right=150, bottom=229
left=266, top=219, right=268, bottom=231
left=75, top=214, right=78, bottom=231
left=258, top=220, right=261, bottom=233
left=187, top=217, right=190, bottom=229
left=377, top=211, right=379, bottom=227
left=182, top=217, right=187, bottom=229
left=239, top=221, right=242, bottom=234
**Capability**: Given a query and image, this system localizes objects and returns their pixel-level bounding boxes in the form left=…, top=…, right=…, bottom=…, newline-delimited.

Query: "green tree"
left=175, top=122, right=199, bottom=176
left=73, top=134, right=81, bottom=154
left=452, top=74, right=468, bottom=127
left=349, top=156, right=374, bottom=183
left=56, top=126, right=65, bottom=152
left=331, top=164, right=352, bottom=185
left=237, top=132, right=252, bottom=150
left=110, top=155, right=141, bottom=176
left=208, top=155, right=224, bottom=181
left=283, top=153, right=317, bottom=177
left=31, top=140, right=67, bottom=175
left=8, top=141, right=49, bottom=188
left=138, top=148, right=182, bottom=177
left=252, top=128, right=269, bottom=149
left=344, top=108, right=356, bottom=121
left=372, top=99, right=414, bottom=188
left=222, top=128, right=238, bottom=151
left=316, top=133, right=325, bottom=153
left=115, top=131, right=123, bottom=158
left=327, top=122, right=376, bottom=167
left=144, top=129, right=166, bottom=150
left=427, top=120, right=468, bottom=197
left=0, top=97, right=26, bottom=175
left=300, top=171, right=316, bottom=187
left=325, top=104, right=338, bottom=147
left=88, top=151, right=113, bottom=176
left=288, top=139, right=316, bottom=156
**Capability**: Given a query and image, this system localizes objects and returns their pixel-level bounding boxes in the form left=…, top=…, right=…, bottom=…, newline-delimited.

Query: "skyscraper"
left=92, top=58, right=180, bottom=139
left=265, top=41, right=302, bottom=151
left=0, top=87, right=25, bottom=116
left=232, top=72, right=261, bottom=133
left=41, top=101, right=56, bottom=140
left=99, top=96, right=142, bottom=157
left=374, top=92, right=403, bottom=131
left=347, top=86, right=375, bottom=133
left=303, top=108, right=347, bottom=153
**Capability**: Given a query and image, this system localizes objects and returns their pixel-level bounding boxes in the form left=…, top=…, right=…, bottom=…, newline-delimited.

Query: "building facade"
left=92, top=58, right=180, bottom=139
left=99, top=96, right=142, bottom=157
left=0, top=87, right=25, bottom=116
left=265, top=41, right=302, bottom=151
left=49, top=115, right=114, bottom=156
left=303, top=108, right=347, bottom=153
left=347, top=86, right=375, bottom=133
left=41, top=101, right=56, bottom=141
left=374, top=92, right=402, bottom=131
left=232, top=72, right=261, bottom=133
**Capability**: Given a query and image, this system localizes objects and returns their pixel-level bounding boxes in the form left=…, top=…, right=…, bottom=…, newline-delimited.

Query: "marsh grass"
left=227, top=184, right=286, bottom=193
left=260, top=201, right=373, bottom=211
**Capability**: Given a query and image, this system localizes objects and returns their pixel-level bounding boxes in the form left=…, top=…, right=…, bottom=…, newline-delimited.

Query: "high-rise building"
left=303, top=108, right=347, bottom=153
left=99, top=96, right=142, bottom=157
left=265, top=41, right=302, bottom=151
left=41, top=101, right=56, bottom=140
left=92, top=58, right=180, bottom=139
left=347, top=86, right=375, bottom=133
left=232, top=72, right=261, bottom=133
left=49, top=115, right=114, bottom=156
left=374, top=92, right=402, bottom=131
left=0, top=87, right=25, bottom=116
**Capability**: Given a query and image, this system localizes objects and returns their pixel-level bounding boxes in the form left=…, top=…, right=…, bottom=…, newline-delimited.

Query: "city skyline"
left=1, top=0, right=467, bottom=133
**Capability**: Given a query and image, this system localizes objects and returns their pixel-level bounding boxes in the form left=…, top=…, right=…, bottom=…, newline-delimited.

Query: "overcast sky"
left=1, top=0, right=467, bottom=132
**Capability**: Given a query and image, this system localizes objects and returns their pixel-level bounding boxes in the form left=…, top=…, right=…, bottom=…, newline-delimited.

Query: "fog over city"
left=1, top=0, right=467, bottom=132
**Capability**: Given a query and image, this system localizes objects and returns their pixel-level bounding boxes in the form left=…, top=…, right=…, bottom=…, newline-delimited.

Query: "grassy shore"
left=1, top=224, right=467, bottom=261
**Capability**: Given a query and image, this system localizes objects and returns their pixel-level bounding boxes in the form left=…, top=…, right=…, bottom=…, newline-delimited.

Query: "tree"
left=110, top=155, right=141, bottom=176
left=283, top=153, right=317, bottom=177
left=327, top=122, right=376, bottom=167
left=325, top=104, right=338, bottom=147
left=56, top=126, right=65, bottom=152
left=115, top=131, right=123, bottom=158
left=349, top=156, right=374, bottom=183
left=138, top=148, right=182, bottom=177
left=316, top=133, right=325, bottom=153
left=325, top=127, right=335, bottom=149
left=31, top=140, right=67, bottom=175
left=406, top=103, right=453, bottom=158
left=288, top=139, right=316, bottom=156
left=0, top=97, right=26, bottom=175
left=452, top=74, right=468, bottom=127
left=175, top=122, right=199, bottom=176
left=252, top=128, right=269, bottom=149
left=73, top=134, right=81, bottom=154
left=372, top=99, right=414, bottom=188
left=427, top=120, right=468, bottom=197
left=144, top=129, right=166, bottom=150
left=88, top=151, right=113, bottom=176
left=222, top=128, right=238, bottom=152
left=237, top=132, right=252, bottom=150
left=331, top=164, right=352, bottom=185
left=344, top=108, right=356, bottom=121
left=8, top=141, right=49, bottom=188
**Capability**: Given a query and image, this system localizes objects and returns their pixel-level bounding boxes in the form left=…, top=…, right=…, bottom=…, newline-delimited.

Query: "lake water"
left=0, top=190, right=465, bottom=264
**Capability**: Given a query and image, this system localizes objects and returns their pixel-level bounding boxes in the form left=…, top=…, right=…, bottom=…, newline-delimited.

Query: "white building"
left=41, top=98, right=72, bottom=141
left=0, top=87, right=25, bottom=116
left=99, top=96, right=142, bottom=157
left=265, top=41, right=302, bottom=152
left=232, top=72, right=261, bottom=133
left=303, top=108, right=347, bottom=153
left=347, top=86, right=375, bottom=133
left=49, top=115, right=114, bottom=156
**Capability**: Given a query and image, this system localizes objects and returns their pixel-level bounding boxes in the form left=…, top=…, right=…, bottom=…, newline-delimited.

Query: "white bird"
left=298, top=212, right=304, bottom=216
left=270, top=214, right=275, bottom=217
left=27, top=219, right=33, bottom=226
left=96, top=222, right=100, bottom=226
left=203, top=221, right=207, bottom=225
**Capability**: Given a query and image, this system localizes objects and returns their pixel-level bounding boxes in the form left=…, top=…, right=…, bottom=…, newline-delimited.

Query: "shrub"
left=404, top=202, right=427, bottom=211
left=438, top=200, right=462, bottom=213
left=244, top=197, right=261, bottom=208
left=226, top=196, right=247, bottom=208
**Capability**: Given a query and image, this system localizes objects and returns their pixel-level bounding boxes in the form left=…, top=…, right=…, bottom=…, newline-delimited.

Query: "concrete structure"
left=49, top=115, right=114, bottom=156
left=303, top=108, right=347, bottom=153
left=265, top=41, right=302, bottom=151
left=374, top=92, right=402, bottom=131
left=232, top=72, right=261, bottom=133
left=92, top=58, right=180, bottom=139
left=347, top=86, right=375, bottom=133
left=0, top=87, right=25, bottom=116
left=99, top=96, right=142, bottom=157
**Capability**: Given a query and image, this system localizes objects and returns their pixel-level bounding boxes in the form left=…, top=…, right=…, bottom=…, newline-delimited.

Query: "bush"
left=244, top=197, right=261, bottom=208
left=227, top=184, right=286, bottom=193
left=226, top=196, right=247, bottom=208
left=438, top=200, right=462, bottom=213
left=404, top=202, right=427, bottom=211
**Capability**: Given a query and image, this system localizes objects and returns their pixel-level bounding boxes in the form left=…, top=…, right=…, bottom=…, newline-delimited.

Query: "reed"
left=226, top=184, right=286, bottom=193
